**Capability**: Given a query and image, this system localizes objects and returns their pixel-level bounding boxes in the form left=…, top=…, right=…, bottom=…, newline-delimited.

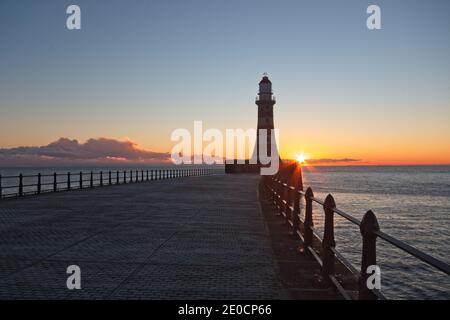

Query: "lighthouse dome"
left=259, top=76, right=272, bottom=85
left=259, top=75, right=272, bottom=94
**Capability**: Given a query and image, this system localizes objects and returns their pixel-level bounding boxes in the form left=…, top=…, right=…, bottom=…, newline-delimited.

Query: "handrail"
left=374, top=230, right=450, bottom=275
left=0, top=168, right=224, bottom=199
left=299, top=188, right=449, bottom=274
left=263, top=167, right=450, bottom=300
left=299, top=192, right=450, bottom=275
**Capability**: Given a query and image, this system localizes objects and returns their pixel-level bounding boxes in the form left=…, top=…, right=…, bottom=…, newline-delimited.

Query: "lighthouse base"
left=225, top=160, right=261, bottom=174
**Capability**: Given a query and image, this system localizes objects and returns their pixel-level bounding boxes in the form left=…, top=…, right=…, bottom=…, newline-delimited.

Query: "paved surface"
left=0, top=174, right=286, bottom=299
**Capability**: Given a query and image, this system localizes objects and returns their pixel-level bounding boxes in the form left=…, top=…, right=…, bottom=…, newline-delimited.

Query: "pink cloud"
left=0, top=137, right=171, bottom=166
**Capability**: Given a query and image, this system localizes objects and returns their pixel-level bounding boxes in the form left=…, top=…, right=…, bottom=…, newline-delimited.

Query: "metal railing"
left=263, top=165, right=450, bottom=300
left=255, top=95, right=276, bottom=103
left=0, top=168, right=223, bottom=199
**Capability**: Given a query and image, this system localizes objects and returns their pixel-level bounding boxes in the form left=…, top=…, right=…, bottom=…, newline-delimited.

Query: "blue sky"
left=0, top=0, right=449, bottom=164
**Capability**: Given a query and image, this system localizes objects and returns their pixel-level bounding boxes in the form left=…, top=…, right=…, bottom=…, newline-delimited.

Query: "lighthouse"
left=225, top=74, right=279, bottom=174
left=254, top=74, right=277, bottom=162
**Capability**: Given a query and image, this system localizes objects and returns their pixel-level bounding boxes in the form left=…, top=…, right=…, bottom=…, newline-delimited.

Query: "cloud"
left=0, top=137, right=171, bottom=166
left=305, top=158, right=362, bottom=164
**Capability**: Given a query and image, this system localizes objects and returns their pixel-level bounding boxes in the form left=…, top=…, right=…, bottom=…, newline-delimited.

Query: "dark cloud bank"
left=0, top=138, right=171, bottom=166
left=306, top=158, right=361, bottom=164
left=0, top=137, right=361, bottom=167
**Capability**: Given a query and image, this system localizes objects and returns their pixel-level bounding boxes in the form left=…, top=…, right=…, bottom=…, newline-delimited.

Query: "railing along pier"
left=0, top=168, right=222, bottom=199
left=263, top=165, right=450, bottom=300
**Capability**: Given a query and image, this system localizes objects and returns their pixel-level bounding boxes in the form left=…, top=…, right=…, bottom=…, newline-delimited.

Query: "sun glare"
left=296, top=153, right=306, bottom=164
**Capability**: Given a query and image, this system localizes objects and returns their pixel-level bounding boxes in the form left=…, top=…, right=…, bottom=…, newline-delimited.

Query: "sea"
left=0, top=165, right=449, bottom=299
left=301, top=165, right=450, bottom=300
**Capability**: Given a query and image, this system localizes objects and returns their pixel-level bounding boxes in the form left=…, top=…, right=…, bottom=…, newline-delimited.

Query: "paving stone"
left=0, top=175, right=284, bottom=299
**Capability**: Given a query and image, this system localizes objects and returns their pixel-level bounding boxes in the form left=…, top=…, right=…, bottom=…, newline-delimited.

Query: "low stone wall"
left=225, top=160, right=260, bottom=174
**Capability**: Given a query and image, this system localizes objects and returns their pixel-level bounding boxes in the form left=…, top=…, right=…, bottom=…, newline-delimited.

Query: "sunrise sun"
left=296, top=153, right=306, bottom=164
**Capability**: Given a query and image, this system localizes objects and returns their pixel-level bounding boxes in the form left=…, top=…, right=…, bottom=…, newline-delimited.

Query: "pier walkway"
left=0, top=174, right=334, bottom=299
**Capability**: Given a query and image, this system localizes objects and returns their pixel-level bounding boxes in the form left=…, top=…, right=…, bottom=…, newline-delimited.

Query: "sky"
left=0, top=0, right=449, bottom=165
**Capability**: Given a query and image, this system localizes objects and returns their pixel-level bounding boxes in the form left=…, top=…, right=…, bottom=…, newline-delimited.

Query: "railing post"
left=359, top=210, right=380, bottom=300
left=117, top=171, right=120, bottom=185
left=19, top=174, right=23, bottom=196
left=54, top=172, right=57, bottom=192
left=304, top=187, right=314, bottom=250
left=276, top=180, right=283, bottom=215
left=100, top=171, right=103, bottom=187
left=130, top=170, right=133, bottom=183
left=291, top=175, right=302, bottom=236
left=136, top=170, right=138, bottom=182
left=90, top=171, right=94, bottom=188
left=272, top=178, right=278, bottom=209
left=37, top=173, right=41, bottom=194
left=124, top=171, right=127, bottom=184
left=270, top=178, right=277, bottom=207
left=322, top=194, right=336, bottom=282
left=67, top=172, right=71, bottom=190
left=267, top=177, right=275, bottom=204
left=283, top=181, right=290, bottom=223
left=146, top=170, right=149, bottom=181
left=0, top=174, right=2, bottom=199
left=109, top=171, right=112, bottom=185
left=80, top=172, right=83, bottom=189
